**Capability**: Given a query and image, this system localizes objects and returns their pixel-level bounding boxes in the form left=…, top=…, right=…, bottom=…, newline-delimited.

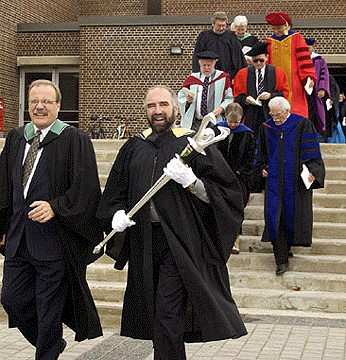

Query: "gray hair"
left=233, top=15, right=248, bottom=27
left=268, top=97, right=291, bottom=112
left=143, top=85, right=178, bottom=109
left=211, top=12, right=228, bottom=23
left=28, top=79, right=62, bottom=103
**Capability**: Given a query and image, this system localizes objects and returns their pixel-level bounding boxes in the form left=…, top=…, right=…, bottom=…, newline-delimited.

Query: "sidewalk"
left=0, top=310, right=345, bottom=360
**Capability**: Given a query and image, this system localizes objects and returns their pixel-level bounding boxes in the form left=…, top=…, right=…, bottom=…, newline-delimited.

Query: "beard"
left=148, top=111, right=176, bottom=135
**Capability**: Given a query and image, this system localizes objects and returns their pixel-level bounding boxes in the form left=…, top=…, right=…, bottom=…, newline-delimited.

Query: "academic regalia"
left=217, top=122, right=255, bottom=205
left=307, top=53, right=329, bottom=133
left=97, top=128, right=247, bottom=343
left=266, top=31, right=317, bottom=118
left=255, top=114, right=325, bottom=247
left=192, top=29, right=247, bottom=79
left=178, top=70, right=233, bottom=128
left=233, top=64, right=289, bottom=137
left=0, top=121, right=103, bottom=341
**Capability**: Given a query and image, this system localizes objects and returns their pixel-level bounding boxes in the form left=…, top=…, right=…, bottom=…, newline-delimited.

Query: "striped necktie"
left=22, top=129, right=41, bottom=189
left=201, top=76, right=209, bottom=117
left=257, top=69, right=264, bottom=95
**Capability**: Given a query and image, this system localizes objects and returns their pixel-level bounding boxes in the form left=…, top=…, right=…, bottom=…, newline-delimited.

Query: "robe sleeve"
left=299, top=119, right=325, bottom=189
left=191, top=146, right=244, bottom=263
left=274, top=67, right=290, bottom=100
left=252, top=125, right=268, bottom=191
left=192, top=32, right=205, bottom=72
left=294, top=34, right=317, bottom=84
left=96, top=139, right=134, bottom=233
left=48, top=130, right=103, bottom=245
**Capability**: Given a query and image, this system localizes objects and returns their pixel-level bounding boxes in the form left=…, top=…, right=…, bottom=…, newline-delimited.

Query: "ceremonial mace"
left=93, top=112, right=230, bottom=255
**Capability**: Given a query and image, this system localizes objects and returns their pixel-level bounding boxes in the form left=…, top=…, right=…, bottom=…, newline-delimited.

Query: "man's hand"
left=212, top=107, right=223, bottom=117
left=28, top=200, right=55, bottom=223
left=186, top=94, right=194, bottom=103
left=0, top=234, right=5, bottom=246
left=308, top=172, right=315, bottom=183
left=163, top=154, right=197, bottom=188
left=262, top=168, right=268, bottom=178
left=258, top=92, right=271, bottom=101
left=317, top=89, right=325, bottom=99
left=112, top=210, right=135, bottom=232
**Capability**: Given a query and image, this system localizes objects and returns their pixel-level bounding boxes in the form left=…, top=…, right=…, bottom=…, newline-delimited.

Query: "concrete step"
left=232, top=287, right=346, bottom=314
left=245, top=205, right=346, bottom=223
left=314, top=180, right=346, bottom=194
left=91, top=139, right=126, bottom=151
left=228, top=252, right=346, bottom=275
left=89, top=281, right=126, bottom=302
left=324, top=168, right=346, bottom=181
left=229, top=270, right=346, bottom=293
left=323, top=156, right=346, bottom=168
left=238, top=236, right=346, bottom=256
left=242, top=219, right=346, bottom=239
left=94, top=300, right=123, bottom=328
left=320, top=143, right=346, bottom=156
left=87, top=262, right=128, bottom=283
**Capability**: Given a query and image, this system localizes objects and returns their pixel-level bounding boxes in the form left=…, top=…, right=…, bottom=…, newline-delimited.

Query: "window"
left=19, top=67, right=79, bottom=127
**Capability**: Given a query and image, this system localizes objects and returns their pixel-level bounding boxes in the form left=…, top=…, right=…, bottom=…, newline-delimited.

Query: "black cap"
left=305, top=38, right=315, bottom=46
left=246, top=42, right=269, bottom=57
left=196, top=51, right=219, bottom=59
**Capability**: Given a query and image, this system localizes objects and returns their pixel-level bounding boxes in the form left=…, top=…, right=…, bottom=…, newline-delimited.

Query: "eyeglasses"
left=269, top=112, right=284, bottom=119
left=253, top=58, right=266, bottom=63
left=29, top=99, right=57, bottom=106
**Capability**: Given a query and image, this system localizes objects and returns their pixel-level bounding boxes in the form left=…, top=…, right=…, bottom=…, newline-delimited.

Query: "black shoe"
left=59, top=339, right=67, bottom=354
left=288, top=251, right=294, bottom=258
left=276, top=262, right=289, bottom=276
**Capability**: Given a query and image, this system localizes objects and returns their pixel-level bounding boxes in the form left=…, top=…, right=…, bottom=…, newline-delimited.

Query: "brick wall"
left=80, top=0, right=146, bottom=16
left=162, top=0, right=346, bottom=18
left=0, top=0, right=78, bottom=134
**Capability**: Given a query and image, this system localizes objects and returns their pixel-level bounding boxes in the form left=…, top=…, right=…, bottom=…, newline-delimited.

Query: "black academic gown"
left=192, top=29, right=247, bottom=79
left=255, top=115, right=325, bottom=246
left=97, top=128, right=247, bottom=343
left=0, top=122, right=103, bottom=341
left=217, top=122, right=255, bottom=206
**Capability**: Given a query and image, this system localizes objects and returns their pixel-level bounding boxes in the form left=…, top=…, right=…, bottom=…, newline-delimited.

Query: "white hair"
left=233, top=15, right=248, bottom=27
left=268, top=97, right=291, bottom=112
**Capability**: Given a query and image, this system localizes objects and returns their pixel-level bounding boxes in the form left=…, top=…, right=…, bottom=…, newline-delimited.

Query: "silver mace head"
left=180, top=113, right=230, bottom=159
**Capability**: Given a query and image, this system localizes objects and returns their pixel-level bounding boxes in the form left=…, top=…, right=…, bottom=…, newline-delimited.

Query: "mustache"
left=151, top=113, right=167, bottom=121
left=33, top=109, right=48, bottom=116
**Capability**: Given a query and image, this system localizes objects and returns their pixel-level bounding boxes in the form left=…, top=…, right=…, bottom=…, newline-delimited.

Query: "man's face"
left=226, top=118, right=241, bottom=129
left=252, top=54, right=268, bottom=69
left=212, top=20, right=227, bottom=35
left=269, top=107, right=289, bottom=126
left=146, top=88, right=177, bottom=135
left=28, top=85, right=60, bottom=130
left=271, top=25, right=286, bottom=37
left=199, top=59, right=217, bottom=77
left=235, top=25, right=247, bottom=38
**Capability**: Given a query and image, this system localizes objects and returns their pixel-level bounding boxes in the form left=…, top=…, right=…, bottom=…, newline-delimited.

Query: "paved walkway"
left=0, top=310, right=345, bottom=360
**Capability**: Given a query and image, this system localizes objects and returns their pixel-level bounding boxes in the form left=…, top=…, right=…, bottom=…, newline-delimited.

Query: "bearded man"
left=97, top=86, right=247, bottom=360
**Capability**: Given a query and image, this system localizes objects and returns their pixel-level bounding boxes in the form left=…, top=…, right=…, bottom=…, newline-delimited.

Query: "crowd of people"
left=0, top=9, right=339, bottom=360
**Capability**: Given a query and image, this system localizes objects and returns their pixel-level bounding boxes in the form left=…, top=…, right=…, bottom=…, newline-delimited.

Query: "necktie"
left=257, top=69, right=264, bottom=95
left=201, top=76, right=209, bottom=117
left=22, top=129, right=41, bottom=189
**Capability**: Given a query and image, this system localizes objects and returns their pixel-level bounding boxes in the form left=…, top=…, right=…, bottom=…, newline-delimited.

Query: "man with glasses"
left=254, top=96, right=325, bottom=276
left=233, top=41, right=289, bottom=138
left=0, top=79, right=103, bottom=359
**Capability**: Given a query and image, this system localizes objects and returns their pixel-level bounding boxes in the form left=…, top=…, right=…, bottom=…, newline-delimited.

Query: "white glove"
left=163, top=154, right=197, bottom=188
left=111, top=210, right=135, bottom=232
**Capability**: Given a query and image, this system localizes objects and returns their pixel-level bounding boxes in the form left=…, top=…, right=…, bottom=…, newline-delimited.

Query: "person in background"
left=178, top=51, right=233, bottom=130
left=192, top=12, right=247, bottom=80
left=255, top=97, right=325, bottom=276
left=305, top=38, right=330, bottom=134
left=265, top=12, right=316, bottom=119
left=0, top=79, right=103, bottom=359
left=233, top=41, right=289, bottom=138
left=97, top=85, right=247, bottom=360
left=338, top=92, right=346, bottom=138
left=232, top=15, right=259, bottom=65
left=217, top=103, right=255, bottom=254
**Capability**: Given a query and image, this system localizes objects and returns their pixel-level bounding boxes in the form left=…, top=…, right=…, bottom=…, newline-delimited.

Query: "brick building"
left=1, top=0, right=346, bottom=136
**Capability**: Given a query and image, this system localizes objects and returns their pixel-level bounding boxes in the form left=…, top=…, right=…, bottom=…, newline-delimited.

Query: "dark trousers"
left=1, top=239, right=68, bottom=360
left=272, top=212, right=290, bottom=265
left=151, top=223, right=188, bottom=360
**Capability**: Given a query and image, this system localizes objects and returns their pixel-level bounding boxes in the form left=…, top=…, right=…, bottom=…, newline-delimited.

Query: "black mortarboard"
left=246, top=42, right=269, bottom=57
left=196, top=51, right=219, bottom=59
left=305, top=38, right=315, bottom=46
